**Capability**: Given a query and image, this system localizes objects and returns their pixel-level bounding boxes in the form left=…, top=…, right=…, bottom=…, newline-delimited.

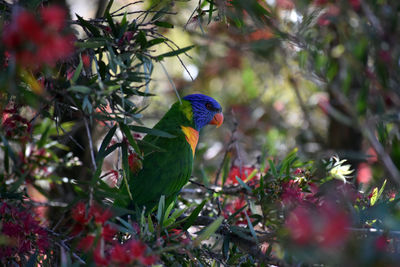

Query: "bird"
left=116, top=94, right=223, bottom=212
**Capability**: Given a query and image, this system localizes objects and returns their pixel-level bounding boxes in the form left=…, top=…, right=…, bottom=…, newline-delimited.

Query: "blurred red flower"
left=40, top=6, right=67, bottom=31
left=71, top=202, right=91, bottom=225
left=1, top=6, right=75, bottom=69
left=140, top=254, right=158, bottom=266
left=319, top=202, right=350, bottom=248
left=357, top=163, right=372, bottom=184
left=276, top=0, right=294, bottom=10
left=110, top=244, right=132, bottom=264
left=286, top=206, right=314, bottom=244
left=89, top=204, right=113, bottom=225
left=77, top=235, right=95, bottom=252
left=285, top=201, right=351, bottom=248
left=226, top=165, right=259, bottom=186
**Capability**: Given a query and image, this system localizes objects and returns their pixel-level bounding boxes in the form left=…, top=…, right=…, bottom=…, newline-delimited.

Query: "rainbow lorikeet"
left=117, top=94, right=223, bottom=211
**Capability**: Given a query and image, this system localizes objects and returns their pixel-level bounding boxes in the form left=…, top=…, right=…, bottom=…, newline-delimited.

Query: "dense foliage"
left=0, top=0, right=400, bottom=266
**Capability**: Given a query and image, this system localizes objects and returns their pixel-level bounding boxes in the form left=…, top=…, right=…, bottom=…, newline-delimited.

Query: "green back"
left=117, top=100, right=196, bottom=210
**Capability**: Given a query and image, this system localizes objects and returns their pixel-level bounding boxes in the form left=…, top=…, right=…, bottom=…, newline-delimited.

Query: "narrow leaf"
left=156, top=45, right=195, bottom=60
left=155, top=21, right=174, bottom=28
left=157, top=195, right=166, bottom=224
left=194, top=217, right=223, bottom=246
left=67, top=85, right=91, bottom=94
left=129, top=125, right=175, bottom=138
left=235, top=176, right=252, bottom=194
left=183, top=200, right=207, bottom=230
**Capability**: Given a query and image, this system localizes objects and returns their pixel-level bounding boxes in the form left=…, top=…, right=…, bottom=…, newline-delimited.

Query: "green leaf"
left=148, top=214, right=155, bottom=233
left=120, top=123, right=141, bottom=153
left=91, top=126, right=117, bottom=185
left=183, top=200, right=207, bottom=230
left=244, top=211, right=258, bottom=243
left=67, top=85, right=91, bottom=94
left=235, top=176, right=252, bottom=194
left=193, top=217, right=223, bottom=246
left=157, top=195, right=166, bottom=225
left=106, top=12, right=117, bottom=36
left=71, top=55, right=84, bottom=84
left=154, top=21, right=174, bottom=28
left=370, top=187, right=378, bottom=206
left=147, top=38, right=167, bottom=48
left=37, top=125, right=50, bottom=149
left=221, top=153, right=231, bottom=186
left=268, top=159, right=278, bottom=177
left=151, top=6, right=169, bottom=22
left=156, top=45, right=195, bottom=61
left=208, top=0, right=214, bottom=24
left=164, top=206, right=188, bottom=227
left=121, top=141, right=133, bottom=201
left=129, top=125, right=175, bottom=138
left=76, top=15, right=101, bottom=37
left=103, top=0, right=114, bottom=16
left=137, top=30, right=147, bottom=49
left=97, top=125, right=117, bottom=161
left=377, top=179, right=387, bottom=202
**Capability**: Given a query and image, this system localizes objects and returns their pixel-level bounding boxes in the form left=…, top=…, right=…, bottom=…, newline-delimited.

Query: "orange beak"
left=209, top=112, right=224, bottom=128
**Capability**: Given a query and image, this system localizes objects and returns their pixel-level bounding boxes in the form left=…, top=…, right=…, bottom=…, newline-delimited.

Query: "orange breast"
left=180, top=126, right=199, bottom=157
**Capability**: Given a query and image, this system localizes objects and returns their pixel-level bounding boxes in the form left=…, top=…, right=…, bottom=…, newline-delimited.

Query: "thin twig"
left=83, top=116, right=96, bottom=204
left=364, top=120, right=400, bottom=187
left=160, top=61, right=182, bottom=104
left=289, top=75, right=325, bottom=145
left=110, top=0, right=144, bottom=15
left=214, top=117, right=238, bottom=185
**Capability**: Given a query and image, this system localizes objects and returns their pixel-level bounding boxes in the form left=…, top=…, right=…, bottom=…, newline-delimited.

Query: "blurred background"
left=60, top=0, right=400, bottom=191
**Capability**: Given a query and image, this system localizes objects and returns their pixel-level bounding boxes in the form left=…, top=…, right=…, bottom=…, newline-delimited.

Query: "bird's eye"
left=205, top=102, right=213, bottom=111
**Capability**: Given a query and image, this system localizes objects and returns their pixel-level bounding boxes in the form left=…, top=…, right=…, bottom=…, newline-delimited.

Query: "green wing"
left=115, top=100, right=195, bottom=210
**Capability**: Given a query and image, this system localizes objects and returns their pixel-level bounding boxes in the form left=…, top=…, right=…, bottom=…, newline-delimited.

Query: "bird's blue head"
left=182, top=94, right=223, bottom=131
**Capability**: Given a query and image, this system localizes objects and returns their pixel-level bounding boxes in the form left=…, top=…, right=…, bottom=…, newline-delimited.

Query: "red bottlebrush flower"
left=102, top=224, right=117, bottom=242
left=128, top=152, right=143, bottom=174
left=38, top=34, right=75, bottom=67
left=318, top=203, right=350, bottom=248
left=314, top=0, right=329, bottom=5
left=81, top=53, right=91, bottom=68
left=276, top=0, right=294, bottom=10
left=77, top=235, right=95, bottom=252
left=127, top=239, right=147, bottom=259
left=93, top=247, right=110, bottom=266
left=72, top=202, right=91, bottom=225
left=293, top=168, right=303, bottom=175
left=357, top=163, right=372, bottom=184
left=15, top=10, right=45, bottom=44
left=367, top=147, right=378, bottom=163
left=349, top=0, right=361, bottom=10
left=90, top=204, right=112, bottom=225
left=140, top=254, right=158, bottom=266
left=286, top=206, right=314, bottom=245
left=226, top=166, right=258, bottom=185
left=110, top=244, right=132, bottom=264
left=40, top=6, right=67, bottom=31
left=281, top=180, right=304, bottom=205
left=1, top=6, right=74, bottom=69
left=375, top=235, right=389, bottom=251
left=224, top=197, right=246, bottom=217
